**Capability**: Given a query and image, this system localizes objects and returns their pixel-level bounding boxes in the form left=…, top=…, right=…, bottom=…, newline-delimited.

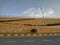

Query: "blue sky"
left=0, top=0, right=60, bottom=18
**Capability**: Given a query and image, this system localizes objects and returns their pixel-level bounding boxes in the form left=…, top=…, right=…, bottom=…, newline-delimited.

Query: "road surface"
left=0, top=36, right=60, bottom=45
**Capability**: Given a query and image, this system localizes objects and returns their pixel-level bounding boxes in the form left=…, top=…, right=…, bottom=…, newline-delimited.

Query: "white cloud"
left=22, top=8, right=56, bottom=18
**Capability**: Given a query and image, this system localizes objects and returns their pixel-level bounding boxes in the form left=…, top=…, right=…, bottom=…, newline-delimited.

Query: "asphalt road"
left=0, top=36, right=60, bottom=45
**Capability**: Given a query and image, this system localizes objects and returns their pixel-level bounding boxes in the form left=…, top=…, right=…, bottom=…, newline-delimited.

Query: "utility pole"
left=40, top=8, right=45, bottom=25
left=40, top=8, right=44, bottom=19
